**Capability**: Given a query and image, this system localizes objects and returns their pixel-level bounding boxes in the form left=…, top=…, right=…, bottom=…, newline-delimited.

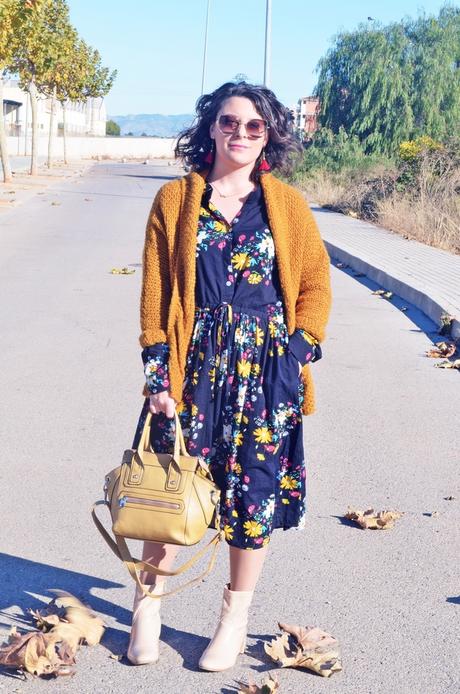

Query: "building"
left=296, top=96, right=320, bottom=139
left=2, top=79, right=107, bottom=138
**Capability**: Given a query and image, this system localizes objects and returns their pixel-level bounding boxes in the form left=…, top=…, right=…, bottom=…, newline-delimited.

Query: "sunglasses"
left=216, top=114, right=269, bottom=138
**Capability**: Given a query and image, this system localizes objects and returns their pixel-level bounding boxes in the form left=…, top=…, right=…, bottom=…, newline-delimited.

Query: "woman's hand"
left=149, top=392, right=177, bottom=418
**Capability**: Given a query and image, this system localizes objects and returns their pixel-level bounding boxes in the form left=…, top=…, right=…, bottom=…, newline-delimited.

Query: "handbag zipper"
left=118, top=495, right=181, bottom=510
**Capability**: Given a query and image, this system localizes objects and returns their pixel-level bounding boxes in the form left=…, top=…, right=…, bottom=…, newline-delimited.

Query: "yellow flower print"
left=262, top=536, right=270, bottom=546
left=251, top=362, right=261, bottom=376
left=224, top=525, right=234, bottom=541
left=233, top=431, right=244, bottom=447
left=175, top=401, right=186, bottom=414
left=199, top=207, right=210, bottom=217
left=301, top=330, right=319, bottom=345
left=254, top=427, right=272, bottom=443
left=277, top=345, right=285, bottom=357
left=233, top=462, right=242, bottom=474
left=255, top=326, right=265, bottom=345
left=232, top=509, right=239, bottom=518
left=233, top=411, right=243, bottom=424
left=243, top=520, right=263, bottom=537
left=213, top=220, right=227, bottom=233
left=248, top=272, right=262, bottom=284
left=232, top=252, right=250, bottom=270
left=257, top=453, right=265, bottom=460
left=280, top=475, right=298, bottom=490
left=281, top=498, right=290, bottom=505
left=191, top=404, right=199, bottom=416
left=209, top=367, right=216, bottom=383
left=191, top=371, right=199, bottom=385
left=268, top=321, right=276, bottom=337
left=237, top=359, right=252, bottom=378
left=199, top=351, right=205, bottom=361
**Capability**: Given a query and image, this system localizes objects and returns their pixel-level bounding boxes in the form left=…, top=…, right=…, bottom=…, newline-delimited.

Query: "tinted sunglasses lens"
left=247, top=120, right=266, bottom=136
left=219, top=116, right=237, bottom=133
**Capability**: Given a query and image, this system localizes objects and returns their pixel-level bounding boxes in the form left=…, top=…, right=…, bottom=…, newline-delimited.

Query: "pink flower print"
left=202, top=447, right=210, bottom=456
left=306, top=353, right=312, bottom=361
left=289, top=491, right=301, bottom=498
left=243, top=475, right=250, bottom=484
left=254, top=537, right=264, bottom=545
left=265, top=444, right=275, bottom=453
left=247, top=504, right=256, bottom=515
left=218, top=241, right=226, bottom=250
left=199, top=413, right=204, bottom=420
left=238, top=235, right=246, bottom=243
left=227, top=375, right=234, bottom=384
left=242, top=270, right=250, bottom=277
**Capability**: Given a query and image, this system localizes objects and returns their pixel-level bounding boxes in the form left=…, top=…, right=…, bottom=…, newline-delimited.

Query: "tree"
left=38, top=0, right=76, bottom=168
left=0, top=0, right=17, bottom=182
left=82, top=48, right=116, bottom=136
left=315, top=7, right=460, bottom=155
left=12, top=0, right=62, bottom=175
left=106, top=119, right=120, bottom=136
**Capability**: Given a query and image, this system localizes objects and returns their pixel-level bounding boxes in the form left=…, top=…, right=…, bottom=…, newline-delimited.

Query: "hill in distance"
left=110, top=113, right=195, bottom=137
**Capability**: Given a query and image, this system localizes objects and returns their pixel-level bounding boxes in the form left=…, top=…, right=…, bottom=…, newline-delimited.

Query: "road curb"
left=324, top=240, right=460, bottom=341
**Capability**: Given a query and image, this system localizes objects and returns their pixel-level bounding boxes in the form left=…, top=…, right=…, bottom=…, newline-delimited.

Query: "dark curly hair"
left=175, top=80, right=302, bottom=180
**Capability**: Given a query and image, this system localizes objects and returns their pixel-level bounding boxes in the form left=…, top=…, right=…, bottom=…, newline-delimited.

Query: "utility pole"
left=263, top=0, right=272, bottom=87
left=201, top=0, right=211, bottom=94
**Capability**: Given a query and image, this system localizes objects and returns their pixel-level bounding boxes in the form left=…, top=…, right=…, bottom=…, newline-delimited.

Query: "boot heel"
left=240, top=635, right=247, bottom=653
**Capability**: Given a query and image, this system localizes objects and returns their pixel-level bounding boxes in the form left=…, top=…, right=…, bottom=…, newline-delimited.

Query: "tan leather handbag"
left=92, top=411, right=224, bottom=597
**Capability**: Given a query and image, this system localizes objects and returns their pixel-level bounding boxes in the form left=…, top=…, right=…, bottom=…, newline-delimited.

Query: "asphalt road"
left=0, top=163, right=459, bottom=694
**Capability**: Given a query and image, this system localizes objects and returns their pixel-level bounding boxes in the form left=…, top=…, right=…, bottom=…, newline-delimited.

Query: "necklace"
left=210, top=181, right=255, bottom=198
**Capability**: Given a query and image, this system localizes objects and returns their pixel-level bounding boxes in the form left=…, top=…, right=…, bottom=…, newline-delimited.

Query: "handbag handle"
left=92, top=500, right=224, bottom=598
left=139, top=410, right=189, bottom=463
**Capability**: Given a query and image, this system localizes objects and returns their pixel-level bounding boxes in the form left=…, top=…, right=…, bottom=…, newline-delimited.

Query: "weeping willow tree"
left=315, top=5, right=460, bottom=155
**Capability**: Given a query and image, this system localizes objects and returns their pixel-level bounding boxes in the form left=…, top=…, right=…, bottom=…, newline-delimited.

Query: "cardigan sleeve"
left=139, top=189, right=172, bottom=347
left=294, top=195, right=332, bottom=343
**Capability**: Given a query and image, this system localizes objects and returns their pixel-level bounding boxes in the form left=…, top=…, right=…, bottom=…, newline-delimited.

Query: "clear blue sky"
left=68, top=0, right=457, bottom=116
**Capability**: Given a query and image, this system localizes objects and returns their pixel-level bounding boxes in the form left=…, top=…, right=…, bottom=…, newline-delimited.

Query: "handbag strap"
left=91, top=501, right=224, bottom=598
left=139, top=410, right=190, bottom=464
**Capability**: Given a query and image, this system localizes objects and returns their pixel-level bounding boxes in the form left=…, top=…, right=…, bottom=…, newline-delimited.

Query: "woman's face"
left=209, top=96, right=269, bottom=171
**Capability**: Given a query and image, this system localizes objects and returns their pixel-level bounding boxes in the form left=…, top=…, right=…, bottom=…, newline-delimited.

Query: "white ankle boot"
left=198, top=583, right=254, bottom=672
left=127, top=582, right=163, bottom=665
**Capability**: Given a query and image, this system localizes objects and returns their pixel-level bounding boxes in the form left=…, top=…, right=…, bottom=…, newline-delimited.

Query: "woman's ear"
left=209, top=123, right=215, bottom=139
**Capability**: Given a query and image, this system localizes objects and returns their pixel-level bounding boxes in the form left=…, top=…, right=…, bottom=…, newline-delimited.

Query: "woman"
left=128, top=80, right=332, bottom=670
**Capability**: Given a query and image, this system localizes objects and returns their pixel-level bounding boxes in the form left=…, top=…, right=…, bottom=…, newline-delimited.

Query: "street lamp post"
left=201, top=0, right=211, bottom=94
left=263, top=0, right=272, bottom=87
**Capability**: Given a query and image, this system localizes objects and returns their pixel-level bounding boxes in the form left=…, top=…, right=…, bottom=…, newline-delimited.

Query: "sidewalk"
left=311, top=204, right=460, bottom=340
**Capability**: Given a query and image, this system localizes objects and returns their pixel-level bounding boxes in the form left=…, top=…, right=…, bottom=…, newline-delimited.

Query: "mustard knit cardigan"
left=140, top=170, right=332, bottom=416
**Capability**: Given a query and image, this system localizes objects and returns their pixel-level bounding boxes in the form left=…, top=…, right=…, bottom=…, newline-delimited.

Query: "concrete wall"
left=6, top=135, right=177, bottom=160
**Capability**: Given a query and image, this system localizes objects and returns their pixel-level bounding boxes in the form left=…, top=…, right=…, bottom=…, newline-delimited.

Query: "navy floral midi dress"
left=133, top=182, right=322, bottom=550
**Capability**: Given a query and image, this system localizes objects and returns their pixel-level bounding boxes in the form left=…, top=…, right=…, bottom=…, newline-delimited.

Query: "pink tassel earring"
left=204, top=141, right=215, bottom=165
left=258, top=150, right=271, bottom=172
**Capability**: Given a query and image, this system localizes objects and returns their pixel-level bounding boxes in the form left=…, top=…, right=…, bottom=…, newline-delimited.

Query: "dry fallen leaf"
left=444, top=495, right=455, bottom=501
left=109, top=267, right=135, bottom=275
left=345, top=506, right=403, bottom=529
left=0, top=591, right=104, bottom=678
left=238, top=672, right=279, bottom=693
left=264, top=623, right=342, bottom=678
left=434, top=359, right=460, bottom=370
left=0, top=628, right=72, bottom=677
left=48, top=590, right=105, bottom=647
left=426, top=342, right=456, bottom=358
